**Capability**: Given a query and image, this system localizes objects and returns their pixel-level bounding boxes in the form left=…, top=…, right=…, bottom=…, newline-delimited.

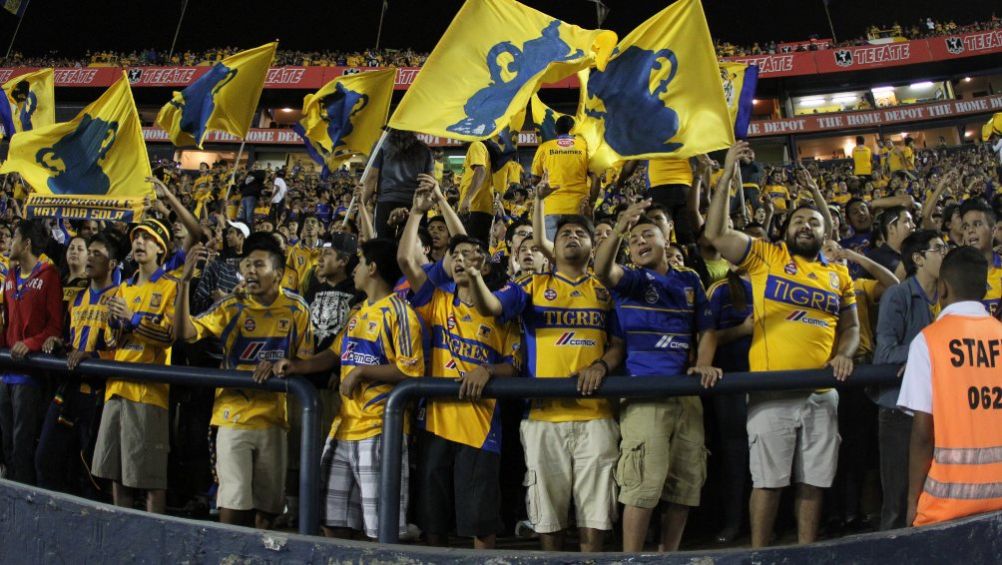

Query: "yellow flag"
left=580, top=0, right=733, bottom=173
left=156, top=42, right=276, bottom=148
left=530, top=94, right=574, bottom=142
left=983, top=113, right=1002, bottom=142
left=0, top=72, right=153, bottom=222
left=0, top=68, right=55, bottom=137
left=299, top=68, right=394, bottom=160
left=388, top=0, right=616, bottom=140
left=719, top=62, right=758, bottom=139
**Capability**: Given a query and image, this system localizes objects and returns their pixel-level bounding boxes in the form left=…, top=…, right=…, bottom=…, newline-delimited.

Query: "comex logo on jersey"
left=555, top=332, right=596, bottom=346
left=786, top=310, right=830, bottom=328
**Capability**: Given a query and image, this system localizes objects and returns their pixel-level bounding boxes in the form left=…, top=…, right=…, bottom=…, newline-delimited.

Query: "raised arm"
left=797, top=165, right=833, bottom=238
left=174, top=243, right=210, bottom=342
left=705, top=142, right=754, bottom=264
left=532, top=171, right=555, bottom=262
left=466, top=267, right=504, bottom=317
left=422, top=173, right=466, bottom=238
left=149, top=176, right=210, bottom=243
left=687, top=155, right=713, bottom=231
left=353, top=184, right=375, bottom=242
left=397, top=182, right=437, bottom=291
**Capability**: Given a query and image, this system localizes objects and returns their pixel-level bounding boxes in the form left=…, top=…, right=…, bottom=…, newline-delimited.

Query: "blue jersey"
left=707, top=277, right=753, bottom=372
left=611, top=266, right=711, bottom=378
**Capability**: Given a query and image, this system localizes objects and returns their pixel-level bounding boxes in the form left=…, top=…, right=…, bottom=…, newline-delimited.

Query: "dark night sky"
left=0, top=0, right=998, bottom=57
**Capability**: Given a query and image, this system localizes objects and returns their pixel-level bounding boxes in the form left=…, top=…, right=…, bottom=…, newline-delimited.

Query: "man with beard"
left=594, top=200, right=721, bottom=552
left=468, top=214, right=625, bottom=553
left=398, top=178, right=520, bottom=549
left=707, top=142, right=860, bottom=548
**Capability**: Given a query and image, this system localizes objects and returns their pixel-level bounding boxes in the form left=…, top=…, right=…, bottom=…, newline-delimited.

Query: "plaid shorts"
left=320, top=435, right=409, bottom=538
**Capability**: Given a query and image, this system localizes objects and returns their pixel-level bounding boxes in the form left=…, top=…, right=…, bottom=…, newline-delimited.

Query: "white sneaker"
left=515, top=520, right=538, bottom=539
left=399, top=523, right=422, bottom=542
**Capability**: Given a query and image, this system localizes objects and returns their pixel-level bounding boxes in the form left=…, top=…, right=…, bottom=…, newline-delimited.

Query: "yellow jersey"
left=411, top=262, right=520, bottom=452
left=68, top=284, right=120, bottom=359
left=531, top=135, right=590, bottom=215
left=494, top=271, right=618, bottom=422
left=984, top=253, right=1002, bottom=317
left=459, top=141, right=493, bottom=214
left=433, top=160, right=444, bottom=183
left=852, top=145, right=873, bottom=176
left=106, top=268, right=178, bottom=410
left=492, top=159, right=522, bottom=195
left=334, top=294, right=425, bottom=441
left=192, top=290, right=314, bottom=429
left=765, top=184, right=790, bottom=211
left=647, top=158, right=693, bottom=187
left=853, top=278, right=880, bottom=361
left=286, top=242, right=322, bottom=279
left=738, top=239, right=856, bottom=371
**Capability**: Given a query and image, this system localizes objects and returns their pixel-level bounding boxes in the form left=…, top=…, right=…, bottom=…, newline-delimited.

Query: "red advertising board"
left=815, top=41, right=933, bottom=73
left=722, top=52, right=817, bottom=78
left=745, top=93, right=1002, bottom=137
left=927, top=29, right=1002, bottom=60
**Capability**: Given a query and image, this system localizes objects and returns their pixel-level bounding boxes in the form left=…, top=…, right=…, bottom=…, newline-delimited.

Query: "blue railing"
left=377, top=364, right=902, bottom=543
left=0, top=350, right=322, bottom=536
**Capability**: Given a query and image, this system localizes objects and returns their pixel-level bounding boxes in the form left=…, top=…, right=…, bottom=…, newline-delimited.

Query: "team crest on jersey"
left=784, top=262, right=797, bottom=275
left=829, top=272, right=840, bottom=290
left=684, top=287, right=695, bottom=306
left=447, top=315, right=457, bottom=330
left=543, top=289, right=557, bottom=301
left=595, top=288, right=610, bottom=302
left=478, top=324, right=492, bottom=338
left=644, top=286, right=659, bottom=304
left=150, top=293, right=162, bottom=308
left=244, top=317, right=256, bottom=332
left=278, top=318, right=291, bottom=332
left=367, top=321, right=379, bottom=333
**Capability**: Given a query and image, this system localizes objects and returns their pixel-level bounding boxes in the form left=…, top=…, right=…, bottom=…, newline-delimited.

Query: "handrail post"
left=376, top=379, right=418, bottom=544
left=286, top=377, right=320, bottom=536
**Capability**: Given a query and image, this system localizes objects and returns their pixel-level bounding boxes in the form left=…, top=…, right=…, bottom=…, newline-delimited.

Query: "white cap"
left=226, top=220, right=250, bottom=238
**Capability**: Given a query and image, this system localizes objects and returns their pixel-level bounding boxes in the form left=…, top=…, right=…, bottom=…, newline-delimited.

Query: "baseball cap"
left=226, top=220, right=250, bottom=238
left=129, top=218, right=172, bottom=252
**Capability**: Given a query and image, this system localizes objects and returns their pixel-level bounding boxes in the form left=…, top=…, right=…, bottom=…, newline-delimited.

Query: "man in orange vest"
left=898, top=246, right=1002, bottom=526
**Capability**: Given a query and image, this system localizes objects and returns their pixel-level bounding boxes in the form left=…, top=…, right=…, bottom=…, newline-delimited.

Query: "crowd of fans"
left=0, top=124, right=1000, bottom=552
left=2, top=15, right=999, bottom=69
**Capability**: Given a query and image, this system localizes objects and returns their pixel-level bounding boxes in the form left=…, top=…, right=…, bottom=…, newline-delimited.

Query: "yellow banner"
left=579, top=0, right=733, bottom=173
left=1, top=68, right=55, bottom=136
left=388, top=0, right=615, bottom=141
left=1, top=72, right=153, bottom=222
left=299, top=68, right=395, bottom=160
left=156, top=42, right=277, bottom=148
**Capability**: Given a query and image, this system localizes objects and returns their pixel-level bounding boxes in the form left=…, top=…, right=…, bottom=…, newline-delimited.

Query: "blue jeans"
left=239, top=196, right=257, bottom=225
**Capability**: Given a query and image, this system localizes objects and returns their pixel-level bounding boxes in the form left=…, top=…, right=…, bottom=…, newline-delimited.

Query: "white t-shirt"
left=271, top=177, right=288, bottom=204
left=897, top=301, right=991, bottom=415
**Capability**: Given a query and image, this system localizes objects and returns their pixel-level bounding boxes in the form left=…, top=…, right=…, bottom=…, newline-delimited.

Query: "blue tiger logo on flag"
left=585, top=45, right=683, bottom=156
left=577, top=0, right=734, bottom=174
left=388, top=0, right=615, bottom=142
left=318, top=83, right=369, bottom=156
left=0, top=68, right=55, bottom=138
left=35, top=115, right=118, bottom=195
left=165, top=64, right=238, bottom=146
left=448, top=20, right=585, bottom=137
left=0, top=72, right=153, bottom=222
left=156, top=42, right=276, bottom=148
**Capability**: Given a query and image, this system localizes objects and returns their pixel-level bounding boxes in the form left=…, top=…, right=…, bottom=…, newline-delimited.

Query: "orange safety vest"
left=916, top=313, right=1002, bottom=526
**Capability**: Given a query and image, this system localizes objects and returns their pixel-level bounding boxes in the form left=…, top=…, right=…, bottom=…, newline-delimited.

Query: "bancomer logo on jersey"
left=556, top=332, right=596, bottom=347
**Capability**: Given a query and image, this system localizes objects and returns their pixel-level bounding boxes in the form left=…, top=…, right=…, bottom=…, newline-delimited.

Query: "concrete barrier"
left=2, top=480, right=1001, bottom=564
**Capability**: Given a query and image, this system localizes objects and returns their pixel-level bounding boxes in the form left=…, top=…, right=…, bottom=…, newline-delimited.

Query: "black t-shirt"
left=303, top=274, right=360, bottom=351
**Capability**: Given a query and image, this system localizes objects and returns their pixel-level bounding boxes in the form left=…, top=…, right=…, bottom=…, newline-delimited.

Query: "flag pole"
left=342, top=128, right=389, bottom=227
left=5, top=0, right=31, bottom=59
left=223, top=139, right=247, bottom=205
left=821, top=0, right=838, bottom=44
left=167, top=0, right=190, bottom=61
left=375, top=1, right=388, bottom=50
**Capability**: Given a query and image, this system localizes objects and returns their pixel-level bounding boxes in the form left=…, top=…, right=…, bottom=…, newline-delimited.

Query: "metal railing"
left=377, top=364, right=902, bottom=543
left=0, top=350, right=322, bottom=536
